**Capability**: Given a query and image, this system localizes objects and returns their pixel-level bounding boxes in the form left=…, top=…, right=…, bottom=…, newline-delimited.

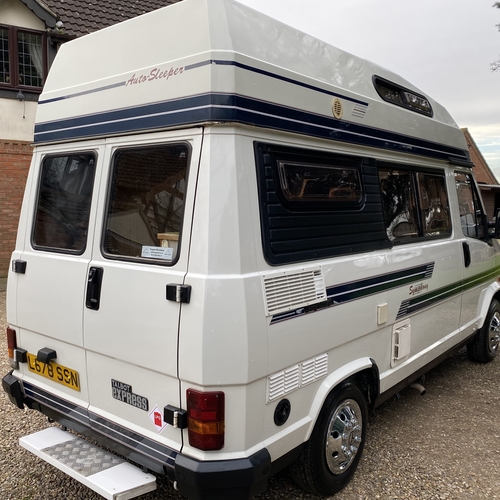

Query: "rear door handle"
left=86, top=267, right=104, bottom=310
left=462, top=242, right=471, bottom=268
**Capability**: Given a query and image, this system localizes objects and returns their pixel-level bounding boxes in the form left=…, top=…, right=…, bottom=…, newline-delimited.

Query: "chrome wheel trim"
left=325, top=399, right=363, bottom=475
left=488, top=311, right=500, bottom=354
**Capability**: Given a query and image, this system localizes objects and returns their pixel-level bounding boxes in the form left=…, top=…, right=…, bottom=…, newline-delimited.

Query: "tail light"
left=7, top=328, right=17, bottom=359
left=187, top=389, right=225, bottom=451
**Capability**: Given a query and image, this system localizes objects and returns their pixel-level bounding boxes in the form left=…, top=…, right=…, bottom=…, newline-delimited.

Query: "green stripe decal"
left=396, top=265, right=500, bottom=320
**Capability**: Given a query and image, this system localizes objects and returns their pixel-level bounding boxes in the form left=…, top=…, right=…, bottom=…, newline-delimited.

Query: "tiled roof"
left=462, top=128, right=498, bottom=185
left=43, top=0, right=182, bottom=37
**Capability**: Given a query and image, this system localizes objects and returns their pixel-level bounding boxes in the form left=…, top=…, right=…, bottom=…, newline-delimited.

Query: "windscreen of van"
left=103, top=144, right=189, bottom=264
left=32, top=153, right=96, bottom=253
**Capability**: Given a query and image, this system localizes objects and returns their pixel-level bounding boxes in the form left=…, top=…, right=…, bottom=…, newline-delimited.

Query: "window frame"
left=272, top=151, right=365, bottom=212
left=0, top=24, right=48, bottom=93
left=101, top=142, right=192, bottom=267
left=373, top=75, right=434, bottom=117
left=277, top=160, right=363, bottom=206
left=254, top=142, right=391, bottom=265
left=454, top=170, right=489, bottom=241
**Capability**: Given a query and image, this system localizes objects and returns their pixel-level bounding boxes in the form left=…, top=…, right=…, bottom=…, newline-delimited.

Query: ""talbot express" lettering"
left=126, top=66, right=184, bottom=86
left=409, top=283, right=429, bottom=296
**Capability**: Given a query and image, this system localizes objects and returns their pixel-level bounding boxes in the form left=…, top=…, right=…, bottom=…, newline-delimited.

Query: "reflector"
left=7, top=328, right=17, bottom=359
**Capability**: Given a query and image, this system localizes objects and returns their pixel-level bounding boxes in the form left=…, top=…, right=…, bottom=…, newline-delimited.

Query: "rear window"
left=32, top=153, right=96, bottom=253
left=103, top=144, right=189, bottom=264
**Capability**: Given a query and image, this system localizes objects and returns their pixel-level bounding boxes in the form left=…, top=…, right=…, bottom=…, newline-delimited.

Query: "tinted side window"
left=455, top=171, right=485, bottom=239
left=255, top=143, right=390, bottom=265
left=379, top=170, right=418, bottom=242
left=417, top=172, right=451, bottom=237
left=103, top=144, right=189, bottom=264
left=33, top=153, right=96, bottom=253
left=379, top=168, right=451, bottom=244
left=278, top=162, right=362, bottom=204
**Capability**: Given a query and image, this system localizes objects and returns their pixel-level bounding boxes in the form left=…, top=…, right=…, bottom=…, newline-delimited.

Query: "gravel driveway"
left=1, top=289, right=500, bottom=500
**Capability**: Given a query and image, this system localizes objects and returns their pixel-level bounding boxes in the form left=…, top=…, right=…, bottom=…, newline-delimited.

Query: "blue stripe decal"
left=39, top=58, right=367, bottom=107
left=206, top=59, right=368, bottom=106
left=34, top=93, right=469, bottom=163
left=270, top=262, right=435, bottom=325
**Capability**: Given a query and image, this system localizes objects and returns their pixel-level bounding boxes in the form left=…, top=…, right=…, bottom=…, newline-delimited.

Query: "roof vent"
left=332, top=98, right=343, bottom=119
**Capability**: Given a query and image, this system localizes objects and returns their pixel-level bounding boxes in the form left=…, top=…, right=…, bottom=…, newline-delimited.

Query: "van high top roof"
left=35, top=0, right=470, bottom=165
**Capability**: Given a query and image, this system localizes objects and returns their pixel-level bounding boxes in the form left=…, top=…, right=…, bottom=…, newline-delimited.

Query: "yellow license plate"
left=26, top=353, right=80, bottom=391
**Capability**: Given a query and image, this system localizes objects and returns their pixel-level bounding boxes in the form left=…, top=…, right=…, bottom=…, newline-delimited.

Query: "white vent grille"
left=268, top=366, right=300, bottom=402
left=267, top=354, right=329, bottom=403
left=301, top=354, right=328, bottom=387
left=263, top=268, right=326, bottom=316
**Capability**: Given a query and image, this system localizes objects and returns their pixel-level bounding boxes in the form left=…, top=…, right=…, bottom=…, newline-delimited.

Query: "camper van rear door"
left=82, top=130, right=203, bottom=446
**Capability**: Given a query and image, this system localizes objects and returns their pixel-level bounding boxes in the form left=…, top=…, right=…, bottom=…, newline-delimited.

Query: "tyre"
left=467, top=299, right=500, bottom=363
left=290, top=380, right=368, bottom=496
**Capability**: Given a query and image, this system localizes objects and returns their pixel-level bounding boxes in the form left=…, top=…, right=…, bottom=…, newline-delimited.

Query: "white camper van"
left=3, top=0, right=500, bottom=499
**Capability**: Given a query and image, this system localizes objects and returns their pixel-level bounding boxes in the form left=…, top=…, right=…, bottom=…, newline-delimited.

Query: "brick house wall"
left=0, top=142, right=32, bottom=279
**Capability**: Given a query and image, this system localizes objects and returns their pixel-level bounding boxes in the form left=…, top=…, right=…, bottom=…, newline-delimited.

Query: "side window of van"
left=254, top=143, right=391, bottom=264
left=379, top=170, right=418, bottom=241
left=277, top=162, right=362, bottom=203
left=379, top=168, right=451, bottom=244
left=33, top=153, right=96, bottom=253
left=103, top=144, right=189, bottom=264
left=417, top=172, right=451, bottom=237
left=455, top=171, right=485, bottom=239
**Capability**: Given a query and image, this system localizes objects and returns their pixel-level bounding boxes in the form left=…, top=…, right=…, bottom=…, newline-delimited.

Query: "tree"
left=494, top=2, right=500, bottom=72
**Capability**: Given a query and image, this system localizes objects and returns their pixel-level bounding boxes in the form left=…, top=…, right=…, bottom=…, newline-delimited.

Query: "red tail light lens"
left=187, top=389, right=225, bottom=450
left=7, top=328, right=17, bottom=359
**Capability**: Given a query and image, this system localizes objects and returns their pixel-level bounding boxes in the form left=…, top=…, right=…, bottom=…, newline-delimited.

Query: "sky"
left=238, top=0, right=500, bottom=180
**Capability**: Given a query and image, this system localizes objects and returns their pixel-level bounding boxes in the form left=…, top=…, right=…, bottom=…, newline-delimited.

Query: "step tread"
left=20, top=427, right=156, bottom=500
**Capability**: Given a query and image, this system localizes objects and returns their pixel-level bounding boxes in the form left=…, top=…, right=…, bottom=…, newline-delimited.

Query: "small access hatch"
left=20, top=427, right=156, bottom=500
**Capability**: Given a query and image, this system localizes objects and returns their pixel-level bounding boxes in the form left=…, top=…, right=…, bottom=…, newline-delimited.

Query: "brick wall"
left=0, top=141, right=33, bottom=278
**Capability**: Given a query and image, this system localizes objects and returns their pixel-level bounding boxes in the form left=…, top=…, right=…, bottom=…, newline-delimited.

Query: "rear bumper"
left=2, top=372, right=271, bottom=500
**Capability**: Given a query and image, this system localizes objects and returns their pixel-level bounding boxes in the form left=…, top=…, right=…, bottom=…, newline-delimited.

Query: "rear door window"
left=103, top=144, right=189, bottom=264
left=32, top=153, right=96, bottom=253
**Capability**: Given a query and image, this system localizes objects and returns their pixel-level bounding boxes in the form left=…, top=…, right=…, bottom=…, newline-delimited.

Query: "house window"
left=0, top=25, right=47, bottom=91
left=0, top=28, right=9, bottom=84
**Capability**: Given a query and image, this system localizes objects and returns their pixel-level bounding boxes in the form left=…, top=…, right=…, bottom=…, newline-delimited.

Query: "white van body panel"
left=4, top=1, right=500, bottom=499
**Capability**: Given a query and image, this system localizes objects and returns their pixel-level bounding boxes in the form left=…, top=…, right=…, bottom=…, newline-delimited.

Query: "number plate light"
left=187, top=389, right=225, bottom=451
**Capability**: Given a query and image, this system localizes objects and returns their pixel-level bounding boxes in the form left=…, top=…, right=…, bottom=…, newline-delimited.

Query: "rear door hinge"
left=12, top=260, right=27, bottom=274
left=163, top=405, right=188, bottom=429
left=166, top=284, right=191, bottom=304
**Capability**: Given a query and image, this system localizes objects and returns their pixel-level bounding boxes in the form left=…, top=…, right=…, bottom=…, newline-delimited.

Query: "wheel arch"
left=477, top=281, right=500, bottom=329
left=306, top=358, right=380, bottom=440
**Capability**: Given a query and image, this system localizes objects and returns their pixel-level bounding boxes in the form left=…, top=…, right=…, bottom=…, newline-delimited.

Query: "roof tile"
left=44, top=0, right=182, bottom=37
